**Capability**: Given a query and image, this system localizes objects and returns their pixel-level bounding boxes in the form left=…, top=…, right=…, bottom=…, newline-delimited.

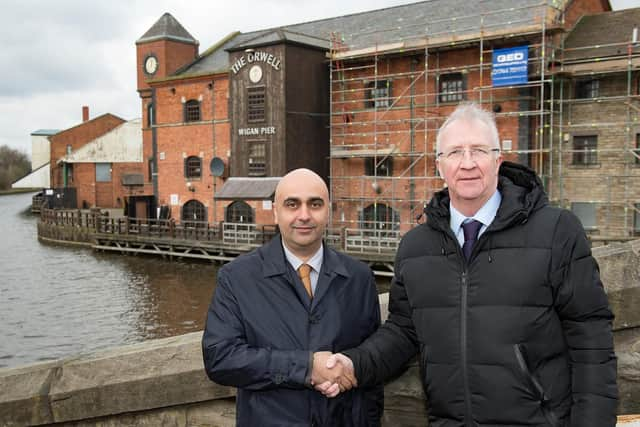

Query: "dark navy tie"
left=462, top=220, right=483, bottom=260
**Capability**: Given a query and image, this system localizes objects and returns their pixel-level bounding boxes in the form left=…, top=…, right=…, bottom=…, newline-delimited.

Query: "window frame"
left=571, top=202, right=597, bottom=230
left=225, top=201, right=255, bottom=223
left=365, top=156, right=393, bottom=177
left=248, top=141, right=267, bottom=177
left=95, top=163, right=112, bottom=183
left=572, top=135, right=598, bottom=166
left=247, top=86, right=266, bottom=123
left=184, top=99, right=201, bottom=123
left=576, top=79, right=599, bottom=99
left=634, top=203, right=640, bottom=235
left=184, top=156, right=202, bottom=179
left=439, top=73, right=465, bottom=103
left=365, top=80, right=391, bottom=109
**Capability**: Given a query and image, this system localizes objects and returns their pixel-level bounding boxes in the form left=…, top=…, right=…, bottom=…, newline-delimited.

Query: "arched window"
left=226, top=201, right=254, bottom=223
left=184, top=156, right=202, bottom=179
left=182, top=199, right=206, bottom=225
left=361, top=203, right=399, bottom=236
left=184, top=99, right=201, bottom=122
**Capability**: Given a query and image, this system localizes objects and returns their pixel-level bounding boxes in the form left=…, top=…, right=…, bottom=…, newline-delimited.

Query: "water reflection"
left=0, top=192, right=218, bottom=368
left=0, top=192, right=390, bottom=370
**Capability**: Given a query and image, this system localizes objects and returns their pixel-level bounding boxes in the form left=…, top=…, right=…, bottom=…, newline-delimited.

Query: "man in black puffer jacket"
left=317, top=103, right=618, bottom=426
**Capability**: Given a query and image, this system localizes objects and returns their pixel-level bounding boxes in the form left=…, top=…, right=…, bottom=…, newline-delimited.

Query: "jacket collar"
left=425, top=161, right=547, bottom=233
left=260, top=234, right=350, bottom=280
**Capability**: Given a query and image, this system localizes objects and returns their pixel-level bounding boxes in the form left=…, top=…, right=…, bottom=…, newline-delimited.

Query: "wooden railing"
left=39, top=208, right=404, bottom=255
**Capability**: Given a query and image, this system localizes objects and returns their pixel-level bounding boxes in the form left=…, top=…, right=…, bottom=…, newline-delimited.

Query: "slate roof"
left=168, top=0, right=572, bottom=79
left=563, top=8, right=640, bottom=61
left=137, top=12, right=198, bottom=45
left=214, top=177, right=281, bottom=200
left=31, top=129, right=60, bottom=136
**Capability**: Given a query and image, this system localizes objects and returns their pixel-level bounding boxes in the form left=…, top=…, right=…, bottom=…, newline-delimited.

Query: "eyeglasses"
left=437, top=146, right=500, bottom=161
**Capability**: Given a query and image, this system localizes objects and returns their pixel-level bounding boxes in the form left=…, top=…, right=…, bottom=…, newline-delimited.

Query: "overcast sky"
left=1, top=0, right=639, bottom=157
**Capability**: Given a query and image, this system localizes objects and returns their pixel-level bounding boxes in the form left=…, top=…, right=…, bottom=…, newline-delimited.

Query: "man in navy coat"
left=202, top=168, right=383, bottom=427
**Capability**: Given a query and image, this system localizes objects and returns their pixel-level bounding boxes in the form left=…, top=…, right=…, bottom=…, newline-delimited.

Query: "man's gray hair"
left=435, top=103, right=500, bottom=154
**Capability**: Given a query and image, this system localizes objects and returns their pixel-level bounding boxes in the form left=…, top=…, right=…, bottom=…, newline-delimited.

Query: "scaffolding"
left=327, top=2, right=640, bottom=242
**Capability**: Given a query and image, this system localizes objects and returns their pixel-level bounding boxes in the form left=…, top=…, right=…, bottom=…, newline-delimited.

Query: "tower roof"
left=136, top=12, right=198, bottom=45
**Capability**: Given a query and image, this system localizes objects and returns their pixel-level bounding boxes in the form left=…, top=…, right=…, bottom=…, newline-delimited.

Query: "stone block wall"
left=1, top=241, right=639, bottom=426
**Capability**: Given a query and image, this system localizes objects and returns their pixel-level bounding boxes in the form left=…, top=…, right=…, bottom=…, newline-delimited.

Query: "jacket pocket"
left=514, top=344, right=561, bottom=427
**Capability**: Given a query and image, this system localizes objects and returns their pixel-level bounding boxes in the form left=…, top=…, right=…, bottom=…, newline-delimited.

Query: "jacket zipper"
left=514, top=344, right=559, bottom=427
left=461, top=271, right=472, bottom=426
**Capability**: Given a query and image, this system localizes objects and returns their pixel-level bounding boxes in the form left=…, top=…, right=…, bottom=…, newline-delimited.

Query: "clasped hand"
left=310, top=352, right=356, bottom=398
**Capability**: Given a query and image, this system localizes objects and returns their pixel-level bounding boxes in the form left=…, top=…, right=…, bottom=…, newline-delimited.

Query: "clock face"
left=144, top=55, right=158, bottom=75
left=249, top=65, right=263, bottom=83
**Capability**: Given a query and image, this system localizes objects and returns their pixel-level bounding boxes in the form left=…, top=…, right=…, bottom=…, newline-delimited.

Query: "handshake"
left=310, top=352, right=357, bottom=398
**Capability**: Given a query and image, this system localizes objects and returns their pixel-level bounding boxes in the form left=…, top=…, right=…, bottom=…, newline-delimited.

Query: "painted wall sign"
left=491, top=46, right=529, bottom=87
left=231, top=51, right=282, bottom=74
left=238, top=126, right=276, bottom=136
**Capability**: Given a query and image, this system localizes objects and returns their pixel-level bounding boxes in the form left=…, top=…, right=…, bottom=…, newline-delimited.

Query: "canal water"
left=0, top=192, right=219, bottom=369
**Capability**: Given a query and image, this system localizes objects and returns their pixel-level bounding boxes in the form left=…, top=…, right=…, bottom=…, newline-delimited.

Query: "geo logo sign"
left=491, top=46, right=529, bottom=87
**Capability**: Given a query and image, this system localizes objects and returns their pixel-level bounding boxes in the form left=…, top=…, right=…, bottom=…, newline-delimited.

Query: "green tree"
left=0, top=145, right=31, bottom=190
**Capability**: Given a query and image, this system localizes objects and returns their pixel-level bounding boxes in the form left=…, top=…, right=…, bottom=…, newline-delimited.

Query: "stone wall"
left=1, top=241, right=639, bottom=427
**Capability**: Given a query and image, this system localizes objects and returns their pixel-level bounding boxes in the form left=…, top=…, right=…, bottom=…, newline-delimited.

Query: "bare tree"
left=0, top=145, right=31, bottom=190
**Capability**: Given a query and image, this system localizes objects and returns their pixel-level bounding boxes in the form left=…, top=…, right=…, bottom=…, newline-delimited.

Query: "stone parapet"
left=1, top=240, right=638, bottom=426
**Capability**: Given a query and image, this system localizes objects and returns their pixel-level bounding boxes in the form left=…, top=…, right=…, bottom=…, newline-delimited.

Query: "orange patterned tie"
left=297, top=264, right=313, bottom=297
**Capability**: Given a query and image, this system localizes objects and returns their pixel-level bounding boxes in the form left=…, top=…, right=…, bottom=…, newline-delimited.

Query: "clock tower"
left=135, top=12, right=199, bottom=93
left=135, top=13, right=199, bottom=202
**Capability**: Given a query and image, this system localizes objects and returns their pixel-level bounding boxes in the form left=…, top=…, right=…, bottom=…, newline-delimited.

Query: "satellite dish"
left=210, top=157, right=225, bottom=177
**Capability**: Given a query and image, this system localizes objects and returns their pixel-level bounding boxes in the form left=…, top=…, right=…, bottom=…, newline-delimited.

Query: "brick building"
left=49, top=108, right=150, bottom=210
left=552, top=8, right=640, bottom=240
left=133, top=1, right=640, bottom=242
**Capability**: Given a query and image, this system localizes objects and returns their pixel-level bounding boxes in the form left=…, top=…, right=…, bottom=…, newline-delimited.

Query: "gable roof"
left=59, top=119, right=142, bottom=164
left=137, top=12, right=198, bottom=46
left=563, top=8, right=640, bottom=61
left=168, top=0, right=574, bottom=79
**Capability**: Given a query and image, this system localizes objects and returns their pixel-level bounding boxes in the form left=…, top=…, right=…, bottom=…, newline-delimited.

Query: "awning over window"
left=215, top=177, right=281, bottom=200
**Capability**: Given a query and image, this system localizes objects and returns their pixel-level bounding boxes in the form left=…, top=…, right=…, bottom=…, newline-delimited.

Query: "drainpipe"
left=409, top=57, right=417, bottom=217
left=151, top=88, right=159, bottom=202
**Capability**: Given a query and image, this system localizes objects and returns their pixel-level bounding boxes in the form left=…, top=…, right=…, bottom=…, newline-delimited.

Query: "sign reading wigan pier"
left=491, top=46, right=529, bottom=87
left=231, top=51, right=282, bottom=74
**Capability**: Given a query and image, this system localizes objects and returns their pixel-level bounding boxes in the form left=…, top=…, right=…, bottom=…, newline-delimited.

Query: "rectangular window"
left=248, top=86, right=266, bottom=122
left=571, top=202, right=597, bottom=230
left=365, top=80, right=390, bottom=109
left=96, top=163, right=112, bottom=182
left=365, top=157, right=393, bottom=177
left=576, top=79, right=599, bottom=99
left=636, top=134, right=640, bottom=165
left=572, top=135, right=598, bottom=165
left=185, top=156, right=202, bottom=179
left=439, top=73, right=465, bottom=103
left=635, top=203, right=640, bottom=235
left=248, top=142, right=266, bottom=176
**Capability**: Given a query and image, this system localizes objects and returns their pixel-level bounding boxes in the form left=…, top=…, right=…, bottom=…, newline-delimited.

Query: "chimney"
left=82, top=106, right=89, bottom=122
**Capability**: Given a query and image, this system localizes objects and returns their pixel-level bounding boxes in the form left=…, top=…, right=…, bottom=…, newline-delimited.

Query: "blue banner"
left=491, top=46, right=529, bottom=87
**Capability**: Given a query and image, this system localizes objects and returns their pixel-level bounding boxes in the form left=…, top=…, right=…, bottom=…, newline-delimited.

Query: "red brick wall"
left=331, top=48, right=525, bottom=230
left=136, top=39, right=198, bottom=91
left=49, top=114, right=126, bottom=188
left=565, top=0, right=610, bottom=29
left=71, top=162, right=150, bottom=209
left=150, top=74, right=231, bottom=223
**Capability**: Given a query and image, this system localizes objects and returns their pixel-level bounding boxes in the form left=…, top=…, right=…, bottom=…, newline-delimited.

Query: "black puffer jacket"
left=345, top=162, right=618, bottom=427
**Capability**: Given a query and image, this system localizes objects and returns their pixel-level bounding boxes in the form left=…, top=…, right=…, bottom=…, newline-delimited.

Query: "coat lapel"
left=311, top=245, right=350, bottom=310
left=261, top=235, right=313, bottom=307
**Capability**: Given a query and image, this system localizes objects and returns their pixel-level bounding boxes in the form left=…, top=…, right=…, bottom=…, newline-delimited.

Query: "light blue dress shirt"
left=282, top=242, right=323, bottom=294
left=450, top=190, right=502, bottom=247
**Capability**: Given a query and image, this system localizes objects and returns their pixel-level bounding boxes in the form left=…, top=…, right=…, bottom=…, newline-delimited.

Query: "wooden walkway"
left=39, top=209, right=399, bottom=276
